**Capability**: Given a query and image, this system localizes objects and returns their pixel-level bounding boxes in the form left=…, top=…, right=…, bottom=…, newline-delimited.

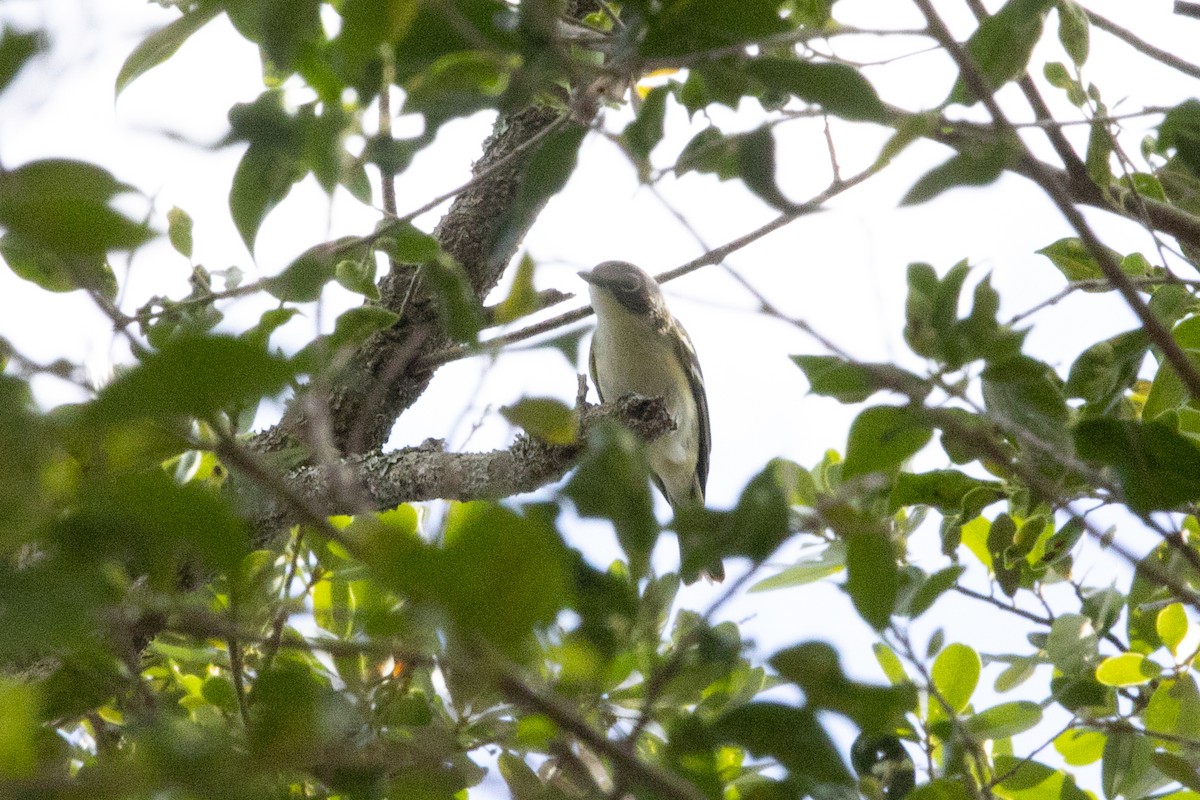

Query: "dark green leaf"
left=623, top=85, right=669, bottom=166
left=748, top=58, right=890, bottom=123
left=0, top=231, right=117, bottom=299
left=949, top=0, right=1056, bottom=105
left=906, top=565, right=966, bottom=618
left=714, top=703, right=853, bottom=787
left=845, top=532, right=899, bottom=630
left=0, top=26, right=43, bottom=94
left=842, top=406, right=933, bottom=481
left=633, top=0, right=791, bottom=59
left=566, top=422, right=658, bottom=581
left=1152, top=751, right=1200, bottom=793
left=0, top=159, right=153, bottom=258
left=1075, top=418, right=1200, bottom=511
left=900, top=142, right=1011, bottom=205
left=91, top=335, right=294, bottom=424
left=1102, top=731, right=1154, bottom=800
left=890, top=470, right=1003, bottom=514
left=675, top=127, right=740, bottom=179
left=1064, top=329, right=1148, bottom=410
left=1158, top=100, right=1200, bottom=178
left=230, top=142, right=304, bottom=253
left=736, top=126, right=798, bottom=212
left=266, top=237, right=363, bottom=302
left=792, top=354, right=928, bottom=404
left=115, top=5, right=221, bottom=95
left=771, top=642, right=916, bottom=733
left=490, top=124, right=586, bottom=265
left=325, top=305, right=399, bottom=352
left=965, top=701, right=1042, bottom=739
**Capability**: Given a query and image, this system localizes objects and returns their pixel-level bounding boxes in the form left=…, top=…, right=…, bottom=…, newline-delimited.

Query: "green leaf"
left=1158, top=100, right=1200, bottom=178
left=565, top=422, right=658, bottom=581
left=890, top=470, right=1003, bottom=514
left=1145, top=675, right=1200, bottom=745
left=845, top=532, right=899, bottom=630
left=949, top=0, right=1056, bottom=105
left=0, top=231, right=117, bottom=299
left=771, top=642, right=916, bottom=733
left=992, top=756, right=1090, bottom=800
left=1045, top=613, right=1099, bottom=674
left=994, top=658, right=1038, bottom=693
left=1157, top=603, right=1190, bottom=658
left=166, top=206, right=194, bottom=259
left=931, top=643, right=980, bottom=714
left=1035, top=236, right=1124, bottom=283
left=1102, top=731, right=1155, bottom=800
left=490, top=124, right=586, bottom=265
left=334, top=257, right=379, bottom=299
left=873, top=642, right=909, bottom=686
left=91, top=335, right=294, bottom=425
left=500, top=397, right=578, bottom=445
left=623, top=84, right=668, bottom=165
left=1064, top=329, right=1149, bottom=411
left=0, top=26, right=43, bottom=94
left=747, top=58, right=890, bottom=123
left=362, top=502, right=572, bottom=659
left=1153, top=751, right=1200, bottom=793
left=1075, top=418, right=1200, bottom=512
left=842, top=406, right=933, bottom=481
left=0, top=680, right=38, bottom=778
left=965, top=700, right=1042, bottom=739
left=908, top=780, right=972, bottom=800
left=714, top=703, right=853, bottom=787
left=750, top=541, right=844, bottom=591
left=792, top=355, right=928, bottom=404
left=735, top=126, right=798, bottom=212
left=115, top=5, right=221, bottom=95
left=900, top=143, right=1011, bottom=205
left=0, top=159, right=154, bottom=259
left=266, top=237, right=362, bottom=302
left=336, top=0, right=419, bottom=73
left=906, top=565, right=966, bottom=618
left=1055, top=0, right=1089, bottom=66
left=326, top=306, right=399, bottom=353
left=1095, top=652, right=1161, bottom=686
left=1053, top=729, right=1105, bottom=766
left=492, top=253, right=538, bottom=324
left=634, top=0, right=791, bottom=59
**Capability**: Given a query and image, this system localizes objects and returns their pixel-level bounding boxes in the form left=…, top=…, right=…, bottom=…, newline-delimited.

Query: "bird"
left=579, top=260, right=721, bottom=583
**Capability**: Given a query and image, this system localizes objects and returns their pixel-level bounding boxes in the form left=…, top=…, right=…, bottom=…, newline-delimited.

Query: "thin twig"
left=1086, top=8, right=1200, bottom=80
left=420, top=159, right=885, bottom=368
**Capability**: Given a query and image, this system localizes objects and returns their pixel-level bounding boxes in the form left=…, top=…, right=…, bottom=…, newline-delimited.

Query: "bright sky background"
left=2, top=0, right=1198, bottom=791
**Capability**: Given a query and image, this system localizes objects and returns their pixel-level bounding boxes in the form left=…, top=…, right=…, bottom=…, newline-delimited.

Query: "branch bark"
left=253, top=105, right=568, bottom=457
left=245, top=395, right=676, bottom=533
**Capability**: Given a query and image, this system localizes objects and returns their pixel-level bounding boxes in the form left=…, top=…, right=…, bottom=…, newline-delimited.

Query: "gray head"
left=578, top=260, right=664, bottom=316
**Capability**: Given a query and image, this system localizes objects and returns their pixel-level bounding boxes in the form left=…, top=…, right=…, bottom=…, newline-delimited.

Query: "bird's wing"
left=674, top=322, right=709, bottom=501
left=588, top=340, right=604, bottom=403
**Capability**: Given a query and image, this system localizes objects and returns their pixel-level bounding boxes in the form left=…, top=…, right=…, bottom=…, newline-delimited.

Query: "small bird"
left=579, top=261, right=721, bottom=583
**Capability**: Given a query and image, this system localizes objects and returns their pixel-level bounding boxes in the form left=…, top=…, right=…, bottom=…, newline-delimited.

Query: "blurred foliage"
left=3, top=1, right=1200, bottom=799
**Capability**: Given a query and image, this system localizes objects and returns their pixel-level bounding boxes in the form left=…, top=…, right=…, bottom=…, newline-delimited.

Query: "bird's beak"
left=577, top=269, right=598, bottom=285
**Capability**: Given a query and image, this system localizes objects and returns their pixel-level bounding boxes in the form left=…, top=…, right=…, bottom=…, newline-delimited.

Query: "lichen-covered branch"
left=248, top=395, right=675, bottom=533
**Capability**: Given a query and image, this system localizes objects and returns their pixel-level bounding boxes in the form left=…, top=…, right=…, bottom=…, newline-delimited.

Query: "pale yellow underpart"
left=588, top=288, right=702, bottom=508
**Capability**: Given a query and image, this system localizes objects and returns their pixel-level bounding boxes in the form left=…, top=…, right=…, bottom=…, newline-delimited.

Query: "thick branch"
left=247, top=395, right=675, bottom=532
left=256, top=105, right=567, bottom=456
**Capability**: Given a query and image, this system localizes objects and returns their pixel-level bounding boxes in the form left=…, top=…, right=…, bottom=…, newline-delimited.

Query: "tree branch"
left=246, top=395, right=676, bottom=533
left=1087, top=8, right=1200, bottom=79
